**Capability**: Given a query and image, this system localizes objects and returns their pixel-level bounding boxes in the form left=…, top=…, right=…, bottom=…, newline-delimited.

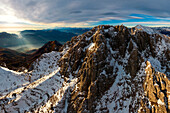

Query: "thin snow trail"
left=26, top=67, right=61, bottom=89
left=0, top=67, right=28, bottom=97
left=0, top=67, right=60, bottom=100
left=0, top=68, right=63, bottom=112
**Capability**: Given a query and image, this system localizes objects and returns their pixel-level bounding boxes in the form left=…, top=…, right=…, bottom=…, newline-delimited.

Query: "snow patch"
left=135, top=25, right=159, bottom=34
left=0, top=67, right=28, bottom=96
left=88, top=43, right=95, bottom=50
left=157, top=99, right=165, bottom=105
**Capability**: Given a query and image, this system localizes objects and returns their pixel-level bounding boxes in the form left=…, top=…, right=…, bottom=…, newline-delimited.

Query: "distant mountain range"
left=153, top=27, right=170, bottom=36
left=57, top=27, right=91, bottom=35
left=0, top=28, right=90, bottom=52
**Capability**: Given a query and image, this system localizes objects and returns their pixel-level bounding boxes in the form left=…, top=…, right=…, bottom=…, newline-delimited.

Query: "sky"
left=0, top=0, right=170, bottom=33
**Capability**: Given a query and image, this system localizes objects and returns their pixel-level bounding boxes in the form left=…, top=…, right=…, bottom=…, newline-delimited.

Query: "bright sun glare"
left=0, top=15, right=24, bottom=23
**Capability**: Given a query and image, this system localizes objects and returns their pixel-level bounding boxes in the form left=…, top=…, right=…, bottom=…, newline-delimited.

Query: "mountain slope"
left=134, top=25, right=160, bottom=34
left=0, top=41, right=62, bottom=71
left=0, top=25, right=169, bottom=113
left=0, top=47, right=27, bottom=70
left=26, top=40, right=62, bottom=70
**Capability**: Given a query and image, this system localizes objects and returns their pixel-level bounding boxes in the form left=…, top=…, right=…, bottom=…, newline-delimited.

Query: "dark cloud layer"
left=3, top=0, right=170, bottom=24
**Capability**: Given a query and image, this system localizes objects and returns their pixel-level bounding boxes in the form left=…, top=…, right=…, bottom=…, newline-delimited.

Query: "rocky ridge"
left=0, top=25, right=169, bottom=113
left=0, top=40, right=62, bottom=71
left=138, top=61, right=169, bottom=113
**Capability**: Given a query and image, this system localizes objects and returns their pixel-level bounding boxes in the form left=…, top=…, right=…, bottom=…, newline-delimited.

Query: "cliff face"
left=139, top=61, right=169, bottom=113
left=58, top=25, right=169, bottom=112
left=0, top=25, right=169, bottom=113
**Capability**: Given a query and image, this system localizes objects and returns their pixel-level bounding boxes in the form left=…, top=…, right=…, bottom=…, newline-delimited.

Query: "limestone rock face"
left=0, top=25, right=169, bottom=113
left=139, top=61, right=169, bottom=113
left=59, top=25, right=170, bottom=112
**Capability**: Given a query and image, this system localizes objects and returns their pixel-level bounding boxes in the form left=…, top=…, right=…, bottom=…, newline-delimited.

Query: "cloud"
left=70, top=11, right=82, bottom=14
left=123, top=21, right=170, bottom=27
left=101, top=12, right=118, bottom=16
left=1, top=0, right=170, bottom=25
left=129, top=16, right=143, bottom=19
left=99, top=17, right=125, bottom=21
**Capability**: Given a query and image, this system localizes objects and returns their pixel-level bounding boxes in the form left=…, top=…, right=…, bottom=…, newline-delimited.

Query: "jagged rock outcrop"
left=0, top=25, right=169, bottom=113
left=58, top=25, right=169, bottom=112
left=27, top=40, right=62, bottom=70
left=139, top=61, right=169, bottom=113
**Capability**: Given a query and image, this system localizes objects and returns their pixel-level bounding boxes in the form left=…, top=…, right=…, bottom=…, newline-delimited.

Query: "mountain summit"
left=134, top=25, right=160, bottom=35
left=0, top=25, right=169, bottom=113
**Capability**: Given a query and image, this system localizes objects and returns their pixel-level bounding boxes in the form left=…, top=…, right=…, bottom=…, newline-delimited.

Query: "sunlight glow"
left=1, top=0, right=170, bottom=34
left=0, top=15, right=26, bottom=23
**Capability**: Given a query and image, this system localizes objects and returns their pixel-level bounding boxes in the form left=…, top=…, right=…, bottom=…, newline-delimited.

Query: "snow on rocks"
left=0, top=49, right=72, bottom=112
left=135, top=25, right=159, bottom=35
left=0, top=67, right=29, bottom=97
left=157, top=99, right=165, bottom=105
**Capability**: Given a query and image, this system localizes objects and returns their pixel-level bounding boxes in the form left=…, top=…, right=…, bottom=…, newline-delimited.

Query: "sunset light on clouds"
left=0, top=0, right=170, bottom=33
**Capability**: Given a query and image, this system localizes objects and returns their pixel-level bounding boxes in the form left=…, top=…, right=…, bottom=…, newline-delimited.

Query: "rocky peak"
left=20, top=40, right=62, bottom=71
left=34, top=40, right=62, bottom=55
left=134, top=25, right=160, bottom=35
left=57, top=25, right=169, bottom=112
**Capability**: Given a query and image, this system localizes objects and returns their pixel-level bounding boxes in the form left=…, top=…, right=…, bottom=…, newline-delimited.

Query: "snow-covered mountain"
left=134, top=25, right=160, bottom=35
left=153, top=27, right=170, bottom=37
left=0, top=25, right=169, bottom=113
